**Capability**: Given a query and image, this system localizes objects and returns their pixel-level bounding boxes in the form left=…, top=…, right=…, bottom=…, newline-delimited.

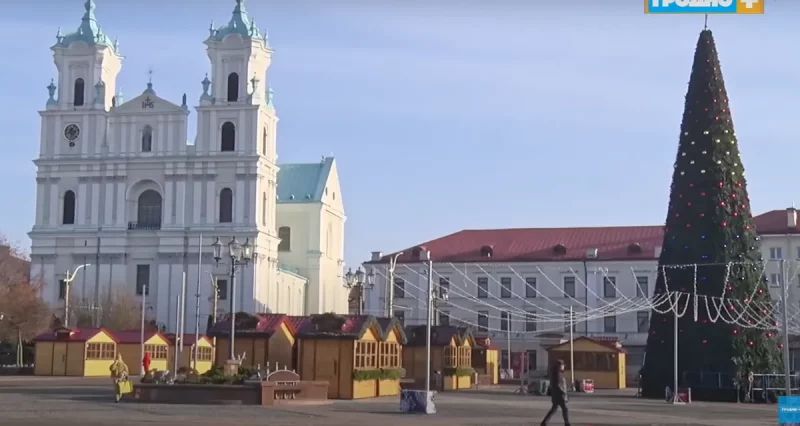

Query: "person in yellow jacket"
left=110, top=354, right=131, bottom=402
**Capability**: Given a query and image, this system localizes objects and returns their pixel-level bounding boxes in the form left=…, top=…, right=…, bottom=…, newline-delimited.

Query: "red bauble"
left=732, top=329, right=739, bottom=334
left=702, top=339, right=708, bottom=344
left=721, top=222, right=727, bottom=227
left=748, top=341, right=754, bottom=346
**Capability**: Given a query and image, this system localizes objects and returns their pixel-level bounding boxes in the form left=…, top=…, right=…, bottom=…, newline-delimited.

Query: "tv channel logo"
left=645, top=0, right=764, bottom=14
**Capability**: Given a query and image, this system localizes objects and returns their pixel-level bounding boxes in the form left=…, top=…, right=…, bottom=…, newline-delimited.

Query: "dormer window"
left=411, top=247, right=422, bottom=260
left=480, top=245, right=493, bottom=258
left=553, top=244, right=567, bottom=255
left=628, top=243, right=642, bottom=254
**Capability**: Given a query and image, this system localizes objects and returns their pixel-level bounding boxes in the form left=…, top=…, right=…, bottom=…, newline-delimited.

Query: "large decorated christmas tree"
left=640, top=29, right=782, bottom=398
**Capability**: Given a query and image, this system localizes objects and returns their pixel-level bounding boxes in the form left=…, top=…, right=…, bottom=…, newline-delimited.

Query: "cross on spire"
left=148, top=68, right=154, bottom=84
left=704, top=14, right=708, bottom=30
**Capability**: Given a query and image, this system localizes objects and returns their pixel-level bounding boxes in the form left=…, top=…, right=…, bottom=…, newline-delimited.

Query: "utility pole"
left=193, top=234, right=202, bottom=369
left=387, top=252, right=403, bottom=317
left=63, top=264, right=91, bottom=328
left=781, top=259, right=792, bottom=396
left=424, top=251, right=433, bottom=394
left=140, top=284, right=147, bottom=376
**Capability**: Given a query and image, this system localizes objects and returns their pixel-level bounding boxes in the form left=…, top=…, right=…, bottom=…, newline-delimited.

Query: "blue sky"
left=0, top=1, right=797, bottom=269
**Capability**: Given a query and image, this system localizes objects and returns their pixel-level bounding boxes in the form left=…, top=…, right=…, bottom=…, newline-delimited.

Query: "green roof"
left=276, top=157, right=334, bottom=204
left=54, top=1, right=116, bottom=53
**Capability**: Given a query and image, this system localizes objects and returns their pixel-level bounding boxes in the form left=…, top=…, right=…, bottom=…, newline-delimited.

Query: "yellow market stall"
left=165, top=335, right=215, bottom=374
left=115, top=330, right=170, bottom=373
left=33, top=327, right=117, bottom=377
left=547, top=336, right=627, bottom=389
left=403, top=325, right=474, bottom=390
left=297, top=314, right=405, bottom=399
left=208, top=313, right=295, bottom=370
left=472, top=336, right=499, bottom=385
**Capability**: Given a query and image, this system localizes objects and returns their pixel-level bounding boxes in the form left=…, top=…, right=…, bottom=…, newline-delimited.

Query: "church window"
left=326, top=223, right=333, bottom=255
left=221, top=122, right=236, bottom=152
left=137, top=190, right=162, bottom=229
left=73, top=78, right=85, bottom=106
left=141, top=125, right=153, bottom=152
left=219, top=188, right=233, bottom=223
left=262, top=128, right=267, bottom=154
left=227, top=72, right=239, bottom=102
left=261, top=193, right=267, bottom=226
left=278, top=227, right=291, bottom=252
left=62, top=190, right=76, bottom=225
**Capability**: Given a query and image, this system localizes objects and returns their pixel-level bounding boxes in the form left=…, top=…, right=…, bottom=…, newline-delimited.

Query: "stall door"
left=51, top=344, right=67, bottom=376
left=315, top=341, right=340, bottom=399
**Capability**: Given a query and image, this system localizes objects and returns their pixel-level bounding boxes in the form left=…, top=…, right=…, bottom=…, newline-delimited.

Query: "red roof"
left=208, top=313, right=295, bottom=337
left=164, top=334, right=212, bottom=346
left=34, top=327, right=113, bottom=343
left=285, top=315, right=311, bottom=333
left=549, top=336, right=628, bottom=354
left=115, top=330, right=167, bottom=345
left=368, top=211, right=781, bottom=263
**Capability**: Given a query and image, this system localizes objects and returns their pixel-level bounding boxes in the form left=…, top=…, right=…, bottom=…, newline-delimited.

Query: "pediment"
left=112, top=92, right=187, bottom=116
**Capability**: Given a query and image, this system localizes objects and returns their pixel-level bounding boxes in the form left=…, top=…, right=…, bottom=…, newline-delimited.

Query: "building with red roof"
left=361, top=208, right=800, bottom=376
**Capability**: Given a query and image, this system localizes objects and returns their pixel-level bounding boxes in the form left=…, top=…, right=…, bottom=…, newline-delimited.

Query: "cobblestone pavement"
left=0, top=377, right=780, bottom=425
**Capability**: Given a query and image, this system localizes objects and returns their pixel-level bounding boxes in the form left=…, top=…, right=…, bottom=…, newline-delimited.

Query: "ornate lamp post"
left=344, top=267, right=375, bottom=315
left=211, top=236, right=252, bottom=361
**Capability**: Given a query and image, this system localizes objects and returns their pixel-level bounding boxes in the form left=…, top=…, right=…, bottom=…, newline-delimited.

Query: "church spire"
left=208, top=0, right=266, bottom=43
left=55, top=0, right=115, bottom=52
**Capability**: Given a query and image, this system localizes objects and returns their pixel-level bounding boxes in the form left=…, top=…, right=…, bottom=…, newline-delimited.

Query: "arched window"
left=262, top=128, right=267, bottom=154
left=278, top=226, right=291, bottom=252
left=141, top=125, right=153, bottom=152
left=137, top=190, right=162, bottom=229
left=227, top=72, right=239, bottom=102
left=261, top=193, right=267, bottom=225
left=73, top=78, right=85, bottom=106
left=326, top=223, right=333, bottom=255
left=221, top=121, right=236, bottom=152
left=62, top=190, right=76, bottom=225
left=219, top=188, right=233, bottom=223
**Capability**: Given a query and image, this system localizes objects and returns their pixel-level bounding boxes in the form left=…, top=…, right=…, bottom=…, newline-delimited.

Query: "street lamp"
left=211, top=236, right=252, bottom=362
left=344, top=267, right=375, bottom=315
left=63, top=264, right=91, bottom=328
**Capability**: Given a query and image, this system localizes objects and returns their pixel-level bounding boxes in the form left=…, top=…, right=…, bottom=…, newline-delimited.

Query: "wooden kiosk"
left=115, top=330, right=170, bottom=373
left=208, top=312, right=296, bottom=371
left=296, top=314, right=406, bottom=399
left=33, top=327, right=118, bottom=377
left=403, top=325, right=475, bottom=391
left=547, top=336, right=627, bottom=389
left=165, top=334, right=216, bottom=374
left=472, top=336, right=499, bottom=385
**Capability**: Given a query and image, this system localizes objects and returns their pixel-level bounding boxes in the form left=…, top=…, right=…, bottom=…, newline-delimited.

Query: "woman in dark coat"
left=541, top=359, right=571, bottom=426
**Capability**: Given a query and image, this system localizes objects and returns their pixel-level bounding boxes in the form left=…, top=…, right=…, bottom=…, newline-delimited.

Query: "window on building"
left=144, top=344, right=168, bottom=360
left=136, top=265, right=150, bottom=295
left=563, top=276, right=575, bottom=298
left=141, top=125, right=153, bottom=152
left=477, top=277, right=489, bottom=298
left=73, top=78, right=85, bottom=106
left=438, top=311, right=449, bottom=326
left=444, top=346, right=457, bottom=368
left=526, top=350, right=537, bottom=372
left=770, top=247, right=783, bottom=260
left=278, top=227, right=291, bottom=251
left=500, top=311, right=509, bottom=331
left=217, top=279, right=228, bottom=300
left=636, top=276, right=649, bottom=298
left=86, top=343, right=115, bottom=360
left=501, top=349, right=509, bottom=370
left=438, top=277, right=450, bottom=298
left=770, top=274, right=782, bottom=287
left=379, top=342, right=401, bottom=368
left=394, top=310, right=404, bottom=326
left=221, top=121, right=236, bottom=152
left=137, top=190, right=162, bottom=228
left=525, top=311, right=537, bottom=332
left=796, top=247, right=800, bottom=260
left=603, top=276, right=617, bottom=298
left=262, top=193, right=267, bottom=226
left=394, top=278, right=405, bottom=298
left=62, top=190, right=76, bottom=225
left=58, top=279, right=67, bottom=300
left=227, top=72, right=239, bottom=102
left=551, top=350, right=617, bottom=372
left=262, top=128, right=267, bottom=154
left=525, top=277, right=537, bottom=298
left=198, top=346, right=213, bottom=362
left=604, top=315, right=617, bottom=333
left=564, top=309, right=575, bottom=332
left=354, top=341, right=378, bottom=369
left=218, top=188, right=233, bottom=223
left=500, top=277, right=512, bottom=298
left=637, top=311, right=649, bottom=333
left=478, top=311, right=489, bottom=332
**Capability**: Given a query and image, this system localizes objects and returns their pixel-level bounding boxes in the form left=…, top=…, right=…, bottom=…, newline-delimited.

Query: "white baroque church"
left=28, top=0, right=349, bottom=332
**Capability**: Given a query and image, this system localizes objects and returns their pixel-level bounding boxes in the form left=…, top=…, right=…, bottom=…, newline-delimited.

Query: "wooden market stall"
left=165, top=335, right=215, bottom=374
left=115, top=330, right=170, bottom=373
left=472, top=336, right=499, bottom=385
left=33, top=327, right=117, bottom=377
left=296, top=314, right=406, bottom=399
left=547, top=336, right=627, bottom=389
left=208, top=312, right=296, bottom=371
left=403, top=325, right=475, bottom=391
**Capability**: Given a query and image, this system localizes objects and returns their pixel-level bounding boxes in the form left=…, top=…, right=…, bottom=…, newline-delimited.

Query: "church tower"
left=196, top=0, right=281, bottom=314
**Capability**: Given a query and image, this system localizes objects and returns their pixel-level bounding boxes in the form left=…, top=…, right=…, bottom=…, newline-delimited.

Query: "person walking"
left=541, top=359, right=570, bottom=426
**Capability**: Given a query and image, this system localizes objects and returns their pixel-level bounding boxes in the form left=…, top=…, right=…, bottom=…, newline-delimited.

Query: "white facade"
left=28, top=1, right=347, bottom=333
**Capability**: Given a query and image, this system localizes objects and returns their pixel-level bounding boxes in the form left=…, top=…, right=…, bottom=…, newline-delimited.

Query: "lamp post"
left=63, top=263, right=91, bottom=328
left=344, top=267, right=375, bottom=315
left=211, top=236, right=252, bottom=361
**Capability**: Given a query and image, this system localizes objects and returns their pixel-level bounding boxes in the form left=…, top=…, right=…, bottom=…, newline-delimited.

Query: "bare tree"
left=69, top=288, right=145, bottom=331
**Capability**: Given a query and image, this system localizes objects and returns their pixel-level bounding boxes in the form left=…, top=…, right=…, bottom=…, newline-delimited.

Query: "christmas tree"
left=640, top=29, right=783, bottom=399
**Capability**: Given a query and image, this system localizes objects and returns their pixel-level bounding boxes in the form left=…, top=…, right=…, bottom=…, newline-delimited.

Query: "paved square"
left=0, top=377, right=780, bottom=425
